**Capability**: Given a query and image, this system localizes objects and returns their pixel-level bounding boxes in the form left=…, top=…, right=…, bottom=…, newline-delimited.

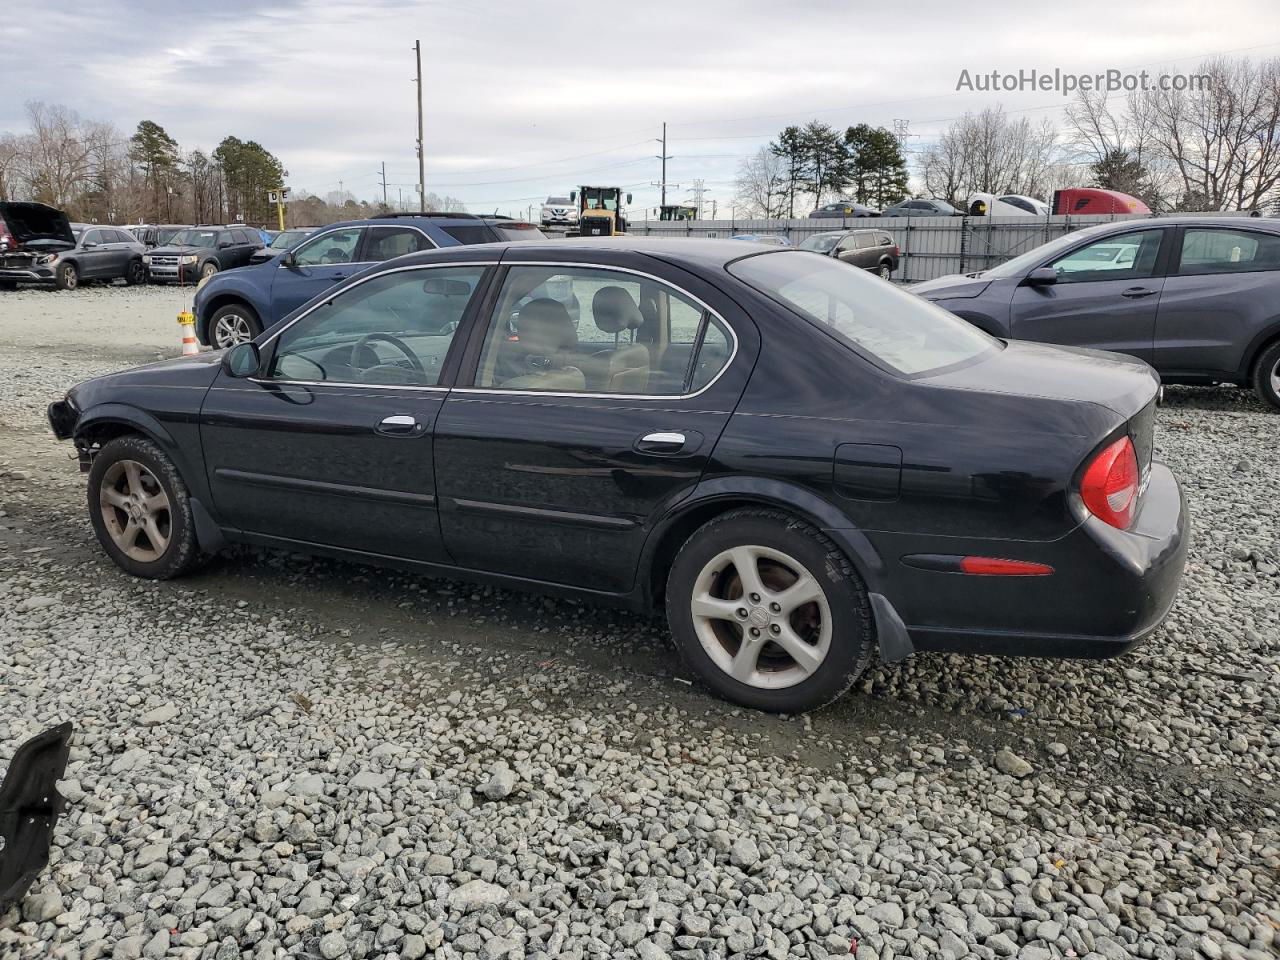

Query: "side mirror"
left=626, top=193, right=633, bottom=204
left=1024, top=266, right=1058, bottom=286
left=222, top=341, right=261, bottom=378
left=280, top=250, right=296, bottom=267
left=569, top=191, right=577, bottom=202
left=82, top=241, right=97, bottom=249
left=218, top=240, right=233, bottom=249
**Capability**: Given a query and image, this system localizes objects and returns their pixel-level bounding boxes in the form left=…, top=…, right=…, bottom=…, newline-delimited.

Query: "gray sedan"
left=911, top=216, right=1280, bottom=409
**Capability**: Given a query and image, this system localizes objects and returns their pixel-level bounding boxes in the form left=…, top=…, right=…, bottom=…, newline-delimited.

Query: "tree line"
left=737, top=54, right=1280, bottom=218
left=0, top=104, right=467, bottom=228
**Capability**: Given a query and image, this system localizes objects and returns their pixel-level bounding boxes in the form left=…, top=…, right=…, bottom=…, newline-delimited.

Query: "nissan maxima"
left=47, top=239, right=1189, bottom=713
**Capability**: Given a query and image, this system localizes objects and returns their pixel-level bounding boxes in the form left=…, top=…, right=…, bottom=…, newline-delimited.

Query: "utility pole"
left=654, top=122, right=673, bottom=208
left=414, top=40, right=425, bottom=212
left=379, top=162, right=388, bottom=208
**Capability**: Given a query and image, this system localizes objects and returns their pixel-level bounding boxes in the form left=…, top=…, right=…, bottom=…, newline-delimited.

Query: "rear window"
left=728, top=251, right=997, bottom=377
left=491, top=223, right=548, bottom=242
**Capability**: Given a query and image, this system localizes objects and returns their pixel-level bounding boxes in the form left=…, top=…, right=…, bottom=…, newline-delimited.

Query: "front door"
left=200, top=262, right=491, bottom=562
left=268, top=226, right=366, bottom=323
left=78, top=229, right=112, bottom=278
left=434, top=260, right=753, bottom=594
left=1010, top=228, right=1169, bottom=364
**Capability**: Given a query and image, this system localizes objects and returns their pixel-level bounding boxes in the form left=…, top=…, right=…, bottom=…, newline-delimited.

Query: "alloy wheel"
left=98, top=459, right=171, bottom=562
left=689, top=544, right=832, bottom=690
left=213, top=314, right=253, bottom=348
left=1271, top=356, right=1280, bottom=398
left=201, top=262, right=218, bottom=279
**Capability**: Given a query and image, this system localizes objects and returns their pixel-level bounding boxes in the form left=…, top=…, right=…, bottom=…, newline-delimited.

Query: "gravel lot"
left=1, top=286, right=1277, bottom=960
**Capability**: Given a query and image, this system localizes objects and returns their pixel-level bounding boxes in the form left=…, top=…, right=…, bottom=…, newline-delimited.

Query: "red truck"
left=1052, top=188, right=1150, bottom=215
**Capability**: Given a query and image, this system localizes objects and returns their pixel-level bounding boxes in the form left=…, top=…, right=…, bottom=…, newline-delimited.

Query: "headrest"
left=591, top=285, right=642, bottom=334
left=517, top=298, right=576, bottom=355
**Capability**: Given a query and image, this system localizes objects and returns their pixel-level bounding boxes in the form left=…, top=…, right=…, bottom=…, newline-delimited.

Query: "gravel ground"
left=0, top=286, right=1277, bottom=960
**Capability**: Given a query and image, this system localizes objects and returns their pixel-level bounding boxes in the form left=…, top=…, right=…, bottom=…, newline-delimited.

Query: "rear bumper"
left=870, top=461, right=1190, bottom=659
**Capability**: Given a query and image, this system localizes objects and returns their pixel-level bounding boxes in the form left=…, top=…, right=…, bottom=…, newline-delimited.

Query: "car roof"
left=391, top=236, right=795, bottom=271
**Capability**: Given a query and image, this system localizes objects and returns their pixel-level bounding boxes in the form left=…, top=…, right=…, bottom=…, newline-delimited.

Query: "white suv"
left=540, top=197, right=578, bottom=228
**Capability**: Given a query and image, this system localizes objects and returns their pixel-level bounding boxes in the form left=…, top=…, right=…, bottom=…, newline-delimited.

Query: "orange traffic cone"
left=178, top=310, right=199, bottom=356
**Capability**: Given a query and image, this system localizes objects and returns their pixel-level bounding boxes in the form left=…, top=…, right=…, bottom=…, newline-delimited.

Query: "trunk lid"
left=0, top=202, right=76, bottom=251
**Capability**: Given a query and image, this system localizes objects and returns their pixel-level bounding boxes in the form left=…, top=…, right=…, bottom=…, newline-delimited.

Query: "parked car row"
left=0, top=203, right=147, bottom=290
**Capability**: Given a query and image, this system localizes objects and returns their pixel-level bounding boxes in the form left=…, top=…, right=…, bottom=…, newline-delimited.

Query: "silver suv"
left=540, top=196, right=578, bottom=229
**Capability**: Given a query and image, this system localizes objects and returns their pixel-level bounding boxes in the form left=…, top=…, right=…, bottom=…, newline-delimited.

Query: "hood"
left=67, top=351, right=224, bottom=410
left=930, top=339, right=1158, bottom=420
left=148, top=244, right=202, bottom=256
left=0, top=201, right=76, bottom=250
left=910, top=273, right=992, bottom=300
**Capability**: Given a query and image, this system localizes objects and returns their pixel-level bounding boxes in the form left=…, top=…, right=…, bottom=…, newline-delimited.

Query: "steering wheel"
left=350, top=333, right=426, bottom=380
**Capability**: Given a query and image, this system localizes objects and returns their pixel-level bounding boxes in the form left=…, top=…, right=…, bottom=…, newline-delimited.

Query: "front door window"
left=1049, top=230, right=1164, bottom=283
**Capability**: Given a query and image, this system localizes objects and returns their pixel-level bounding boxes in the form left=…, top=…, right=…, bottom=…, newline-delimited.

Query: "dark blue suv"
left=194, top=213, right=546, bottom=347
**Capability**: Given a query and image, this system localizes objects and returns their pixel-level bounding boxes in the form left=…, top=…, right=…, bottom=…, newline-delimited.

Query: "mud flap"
left=0, top=722, right=73, bottom=912
left=870, top=593, right=914, bottom=663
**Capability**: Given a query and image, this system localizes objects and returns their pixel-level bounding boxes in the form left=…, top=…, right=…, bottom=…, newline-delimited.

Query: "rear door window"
left=363, top=226, right=435, bottom=261
left=1177, top=228, right=1280, bottom=275
left=440, top=225, right=496, bottom=245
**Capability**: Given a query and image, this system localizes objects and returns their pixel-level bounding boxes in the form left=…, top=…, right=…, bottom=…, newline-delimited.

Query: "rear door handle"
left=376, top=414, right=426, bottom=438
left=1121, top=287, right=1158, bottom=298
left=635, top=430, right=701, bottom=455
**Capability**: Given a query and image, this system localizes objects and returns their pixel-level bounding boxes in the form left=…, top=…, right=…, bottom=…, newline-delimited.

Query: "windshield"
left=799, top=232, right=841, bottom=253
left=729, top=251, right=997, bottom=377
left=170, top=229, right=219, bottom=248
left=981, top=226, right=1111, bottom=279
left=155, top=227, right=185, bottom=244
left=269, top=230, right=307, bottom=250
left=583, top=193, right=618, bottom=211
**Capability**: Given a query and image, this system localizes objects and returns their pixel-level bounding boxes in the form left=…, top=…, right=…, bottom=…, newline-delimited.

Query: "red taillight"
left=1081, top=435, right=1139, bottom=529
left=958, top=557, right=1054, bottom=576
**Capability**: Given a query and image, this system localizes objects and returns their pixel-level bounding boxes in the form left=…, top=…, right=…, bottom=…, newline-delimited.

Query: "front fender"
left=73, top=403, right=213, bottom=507
left=194, top=275, right=269, bottom=341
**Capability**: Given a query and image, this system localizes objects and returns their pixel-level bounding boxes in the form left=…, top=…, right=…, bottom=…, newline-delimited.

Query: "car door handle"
left=635, top=431, right=696, bottom=455
left=376, top=414, right=426, bottom=438
left=1121, top=287, right=1158, bottom=298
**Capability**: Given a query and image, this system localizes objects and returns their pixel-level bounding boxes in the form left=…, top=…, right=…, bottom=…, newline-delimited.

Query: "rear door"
left=268, top=226, right=366, bottom=322
left=1153, top=225, right=1280, bottom=378
left=1009, top=227, right=1170, bottom=363
left=433, top=255, right=756, bottom=593
left=200, top=261, right=493, bottom=561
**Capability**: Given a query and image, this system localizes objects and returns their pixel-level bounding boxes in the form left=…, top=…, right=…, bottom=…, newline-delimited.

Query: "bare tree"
left=920, top=108, right=1060, bottom=205
left=1145, top=56, right=1280, bottom=211
left=733, top=147, right=786, bottom=218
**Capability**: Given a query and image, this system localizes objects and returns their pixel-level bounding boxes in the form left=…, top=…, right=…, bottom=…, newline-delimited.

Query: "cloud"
left=2, top=0, right=1277, bottom=213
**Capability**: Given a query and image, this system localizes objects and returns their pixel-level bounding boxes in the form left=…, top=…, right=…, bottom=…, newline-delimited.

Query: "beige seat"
left=580, top=286, right=650, bottom=392
left=497, top=298, right=585, bottom=391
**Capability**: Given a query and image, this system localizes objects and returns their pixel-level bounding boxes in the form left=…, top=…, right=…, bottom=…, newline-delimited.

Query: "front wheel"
left=55, top=261, right=78, bottom=290
left=125, top=259, right=147, bottom=286
left=209, top=304, right=262, bottom=348
left=665, top=508, right=874, bottom=712
left=200, top=261, right=220, bottom=280
left=87, top=435, right=204, bottom=580
left=1252, top=340, right=1280, bottom=410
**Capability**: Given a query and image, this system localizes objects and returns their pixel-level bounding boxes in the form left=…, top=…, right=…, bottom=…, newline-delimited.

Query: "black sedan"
left=47, top=238, right=1189, bottom=713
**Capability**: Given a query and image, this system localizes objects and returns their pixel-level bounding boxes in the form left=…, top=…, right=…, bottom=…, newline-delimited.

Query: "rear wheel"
left=87, top=435, right=204, bottom=580
left=55, top=262, right=78, bottom=291
left=209, top=304, right=262, bottom=348
left=1252, top=340, right=1280, bottom=410
left=665, top=508, right=874, bottom=712
left=124, top=259, right=146, bottom=286
left=876, top=261, right=892, bottom=279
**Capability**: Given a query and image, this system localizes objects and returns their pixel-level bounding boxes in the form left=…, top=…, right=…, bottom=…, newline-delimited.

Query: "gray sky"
left=4, top=0, right=1279, bottom=216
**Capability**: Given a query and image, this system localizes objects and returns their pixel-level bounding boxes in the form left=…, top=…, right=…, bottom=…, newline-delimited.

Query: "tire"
left=200, top=261, right=220, bottom=280
left=876, top=261, right=892, bottom=279
left=208, top=303, right=262, bottom=348
left=1252, top=339, right=1280, bottom=410
left=87, top=435, right=204, bottom=580
left=124, top=259, right=147, bottom=286
left=665, top=507, right=875, bottom=712
left=55, top=261, right=78, bottom=291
